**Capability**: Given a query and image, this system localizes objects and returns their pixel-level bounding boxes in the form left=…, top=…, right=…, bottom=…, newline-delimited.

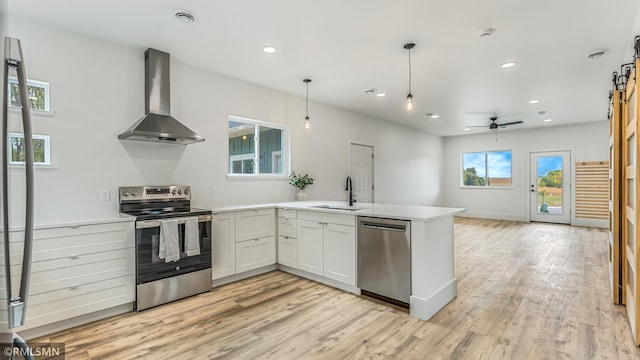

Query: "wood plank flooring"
left=34, top=218, right=640, bottom=359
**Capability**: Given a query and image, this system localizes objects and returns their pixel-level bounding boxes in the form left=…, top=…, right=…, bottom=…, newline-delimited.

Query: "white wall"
left=442, top=121, right=609, bottom=226
left=4, top=17, right=443, bottom=227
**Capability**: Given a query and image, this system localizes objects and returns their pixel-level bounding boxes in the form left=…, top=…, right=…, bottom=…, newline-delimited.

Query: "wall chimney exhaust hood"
left=118, top=48, right=204, bottom=145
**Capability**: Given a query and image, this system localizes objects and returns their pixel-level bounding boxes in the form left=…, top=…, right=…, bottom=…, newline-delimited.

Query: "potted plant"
left=289, top=171, right=314, bottom=200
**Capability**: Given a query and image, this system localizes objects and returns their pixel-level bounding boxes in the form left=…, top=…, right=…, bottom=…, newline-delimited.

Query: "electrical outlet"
left=100, top=189, right=110, bottom=201
left=209, top=187, right=216, bottom=197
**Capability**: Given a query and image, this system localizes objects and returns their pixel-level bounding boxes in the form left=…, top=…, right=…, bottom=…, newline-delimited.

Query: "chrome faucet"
left=345, top=176, right=355, bottom=206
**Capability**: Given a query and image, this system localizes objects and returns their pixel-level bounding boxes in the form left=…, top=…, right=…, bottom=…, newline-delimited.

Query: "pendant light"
left=303, top=78, right=311, bottom=129
left=404, top=43, right=415, bottom=111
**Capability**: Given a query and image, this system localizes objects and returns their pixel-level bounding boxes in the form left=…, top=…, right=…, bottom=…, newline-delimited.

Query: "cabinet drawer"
left=1, top=249, right=134, bottom=297
left=1, top=221, right=134, bottom=266
left=278, top=216, right=297, bottom=238
left=278, top=235, right=297, bottom=268
left=236, top=209, right=276, bottom=242
left=297, top=210, right=356, bottom=226
left=0, top=275, right=135, bottom=330
left=278, top=208, right=297, bottom=219
left=236, top=236, right=276, bottom=273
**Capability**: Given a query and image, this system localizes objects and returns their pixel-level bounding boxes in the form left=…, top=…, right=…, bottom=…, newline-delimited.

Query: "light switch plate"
left=100, top=189, right=110, bottom=201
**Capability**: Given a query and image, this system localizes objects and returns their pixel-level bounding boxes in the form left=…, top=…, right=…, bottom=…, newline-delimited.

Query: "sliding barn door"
left=623, top=61, right=640, bottom=346
left=610, top=89, right=623, bottom=305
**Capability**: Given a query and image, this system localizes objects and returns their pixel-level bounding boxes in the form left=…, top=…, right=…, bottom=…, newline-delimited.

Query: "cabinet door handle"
left=69, top=255, right=79, bottom=260
left=69, top=286, right=79, bottom=290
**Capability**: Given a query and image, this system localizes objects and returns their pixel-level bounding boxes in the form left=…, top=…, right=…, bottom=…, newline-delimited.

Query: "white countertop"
left=213, top=201, right=465, bottom=222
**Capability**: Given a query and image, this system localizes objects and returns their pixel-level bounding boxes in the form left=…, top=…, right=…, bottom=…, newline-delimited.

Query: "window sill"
left=9, top=107, right=55, bottom=117
left=10, top=164, right=57, bottom=171
left=460, top=186, right=514, bottom=190
left=227, top=174, right=289, bottom=181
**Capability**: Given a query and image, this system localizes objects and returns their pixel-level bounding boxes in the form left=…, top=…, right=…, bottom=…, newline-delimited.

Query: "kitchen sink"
left=309, top=205, right=365, bottom=211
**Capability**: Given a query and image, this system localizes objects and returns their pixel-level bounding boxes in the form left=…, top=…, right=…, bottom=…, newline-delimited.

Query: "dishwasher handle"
left=360, top=221, right=408, bottom=232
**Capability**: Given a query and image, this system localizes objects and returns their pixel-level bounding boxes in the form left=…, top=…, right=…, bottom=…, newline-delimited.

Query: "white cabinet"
left=295, top=211, right=356, bottom=285
left=323, top=224, right=356, bottom=286
left=278, top=235, right=297, bottom=268
left=236, top=209, right=275, bottom=241
left=212, top=213, right=236, bottom=280
left=0, top=220, right=135, bottom=331
left=277, top=209, right=297, bottom=268
left=296, top=220, right=324, bottom=275
left=213, top=209, right=277, bottom=280
left=236, top=237, right=276, bottom=273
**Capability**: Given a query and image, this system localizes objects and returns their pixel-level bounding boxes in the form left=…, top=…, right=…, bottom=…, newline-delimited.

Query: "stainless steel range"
left=119, top=185, right=212, bottom=310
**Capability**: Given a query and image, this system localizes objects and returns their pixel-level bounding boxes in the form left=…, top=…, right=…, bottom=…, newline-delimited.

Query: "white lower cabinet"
left=295, top=214, right=356, bottom=285
left=236, top=236, right=276, bottom=273
left=213, top=209, right=277, bottom=279
left=212, top=213, right=236, bottom=280
left=296, top=220, right=324, bottom=276
left=323, top=224, right=356, bottom=286
left=0, top=220, right=135, bottom=331
left=278, top=235, right=297, bottom=268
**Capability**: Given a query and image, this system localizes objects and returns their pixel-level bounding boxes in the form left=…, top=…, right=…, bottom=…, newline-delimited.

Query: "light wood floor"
left=35, top=218, right=640, bottom=359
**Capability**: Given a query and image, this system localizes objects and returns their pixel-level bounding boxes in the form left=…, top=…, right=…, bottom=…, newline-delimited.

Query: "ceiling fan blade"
left=498, top=121, right=523, bottom=126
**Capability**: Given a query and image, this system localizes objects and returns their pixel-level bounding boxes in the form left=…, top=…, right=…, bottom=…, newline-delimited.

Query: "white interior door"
left=530, top=151, right=571, bottom=224
left=350, top=144, right=374, bottom=203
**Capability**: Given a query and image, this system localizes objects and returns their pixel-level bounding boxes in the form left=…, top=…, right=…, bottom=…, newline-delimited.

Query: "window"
left=462, top=150, right=512, bottom=187
left=9, top=133, right=51, bottom=165
left=8, top=77, right=50, bottom=111
left=228, top=116, right=289, bottom=176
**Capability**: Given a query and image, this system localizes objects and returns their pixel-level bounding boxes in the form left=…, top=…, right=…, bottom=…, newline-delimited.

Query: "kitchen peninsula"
left=211, top=201, right=465, bottom=321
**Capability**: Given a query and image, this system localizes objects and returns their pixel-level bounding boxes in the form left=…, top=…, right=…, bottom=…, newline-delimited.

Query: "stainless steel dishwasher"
left=357, top=216, right=411, bottom=306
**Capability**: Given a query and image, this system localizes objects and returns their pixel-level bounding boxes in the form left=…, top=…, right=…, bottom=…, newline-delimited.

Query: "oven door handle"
left=136, top=214, right=213, bottom=229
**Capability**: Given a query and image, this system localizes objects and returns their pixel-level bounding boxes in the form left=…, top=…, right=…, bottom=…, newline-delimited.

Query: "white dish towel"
left=184, top=217, right=200, bottom=256
left=159, top=218, right=180, bottom=263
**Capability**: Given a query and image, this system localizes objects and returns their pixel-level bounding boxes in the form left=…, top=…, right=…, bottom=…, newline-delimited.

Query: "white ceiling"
left=8, top=0, right=640, bottom=136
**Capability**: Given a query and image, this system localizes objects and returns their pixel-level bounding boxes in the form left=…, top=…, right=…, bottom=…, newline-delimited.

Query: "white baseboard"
left=455, top=211, right=528, bottom=222
left=410, top=278, right=457, bottom=321
left=212, top=264, right=278, bottom=287
left=572, top=218, right=608, bottom=228
left=278, top=265, right=360, bottom=295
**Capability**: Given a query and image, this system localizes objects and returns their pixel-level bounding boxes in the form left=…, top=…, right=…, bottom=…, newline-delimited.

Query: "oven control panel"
left=119, top=185, right=191, bottom=202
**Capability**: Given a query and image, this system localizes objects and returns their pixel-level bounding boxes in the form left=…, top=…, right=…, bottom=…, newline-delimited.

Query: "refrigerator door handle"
left=2, top=37, right=35, bottom=330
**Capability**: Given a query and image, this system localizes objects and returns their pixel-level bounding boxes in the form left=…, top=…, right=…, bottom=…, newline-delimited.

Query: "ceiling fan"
left=466, top=116, right=524, bottom=140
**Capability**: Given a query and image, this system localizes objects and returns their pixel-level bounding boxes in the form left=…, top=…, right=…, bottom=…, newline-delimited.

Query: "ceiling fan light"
left=406, top=93, right=413, bottom=111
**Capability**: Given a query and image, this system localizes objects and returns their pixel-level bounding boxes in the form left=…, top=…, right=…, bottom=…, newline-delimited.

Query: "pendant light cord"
left=408, top=47, right=412, bottom=94
left=305, top=82, right=309, bottom=117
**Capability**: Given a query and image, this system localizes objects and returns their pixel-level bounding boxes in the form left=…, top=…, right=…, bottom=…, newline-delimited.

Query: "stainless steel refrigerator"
left=2, top=36, right=35, bottom=358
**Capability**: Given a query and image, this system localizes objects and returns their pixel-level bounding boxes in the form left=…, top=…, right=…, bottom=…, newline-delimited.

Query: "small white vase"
left=296, top=190, right=308, bottom=201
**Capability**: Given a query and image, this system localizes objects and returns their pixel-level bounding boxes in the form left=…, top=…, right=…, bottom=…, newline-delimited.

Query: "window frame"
left=227, top=115, right=290, bottom=179
left=461, top=149, right=513, bottom=188
left=9, top=132, right=51, bottom=166
left=8, top=77, right=50, bottom=112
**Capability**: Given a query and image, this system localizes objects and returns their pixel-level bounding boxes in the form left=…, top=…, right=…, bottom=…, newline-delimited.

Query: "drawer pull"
left=69, top=225, right=81, bottom=229
left=69, top=286, right=79, bottom=290
left=69, top=255, right=79, bottom=260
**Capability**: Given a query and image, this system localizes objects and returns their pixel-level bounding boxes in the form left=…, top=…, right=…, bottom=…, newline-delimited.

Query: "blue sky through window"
left=463, top=151, right=512, bottom=179
left=537, top=156, right=562, bottom=177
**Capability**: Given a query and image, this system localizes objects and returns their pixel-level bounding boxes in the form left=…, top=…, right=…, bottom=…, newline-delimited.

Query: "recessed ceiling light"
left=500, top=62, right=516, bottom=69
left=544, top=119, right=552, bottom=122
left=529, top=99, right=540, bottom=104
left=431, top=114, right=439, bottom=119
left=376, top=93, right=386, bottom=97
left=587, top=49, right=608, bottom=60
left=263, top=46, right=277, bottom=54
left=174, top=9, right=195, bottom=23
left=464, top=127, right=471, bottom=131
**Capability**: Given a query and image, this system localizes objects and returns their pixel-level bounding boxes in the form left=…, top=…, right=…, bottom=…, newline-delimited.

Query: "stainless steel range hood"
left=118, top=48, right=204, bottom=145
